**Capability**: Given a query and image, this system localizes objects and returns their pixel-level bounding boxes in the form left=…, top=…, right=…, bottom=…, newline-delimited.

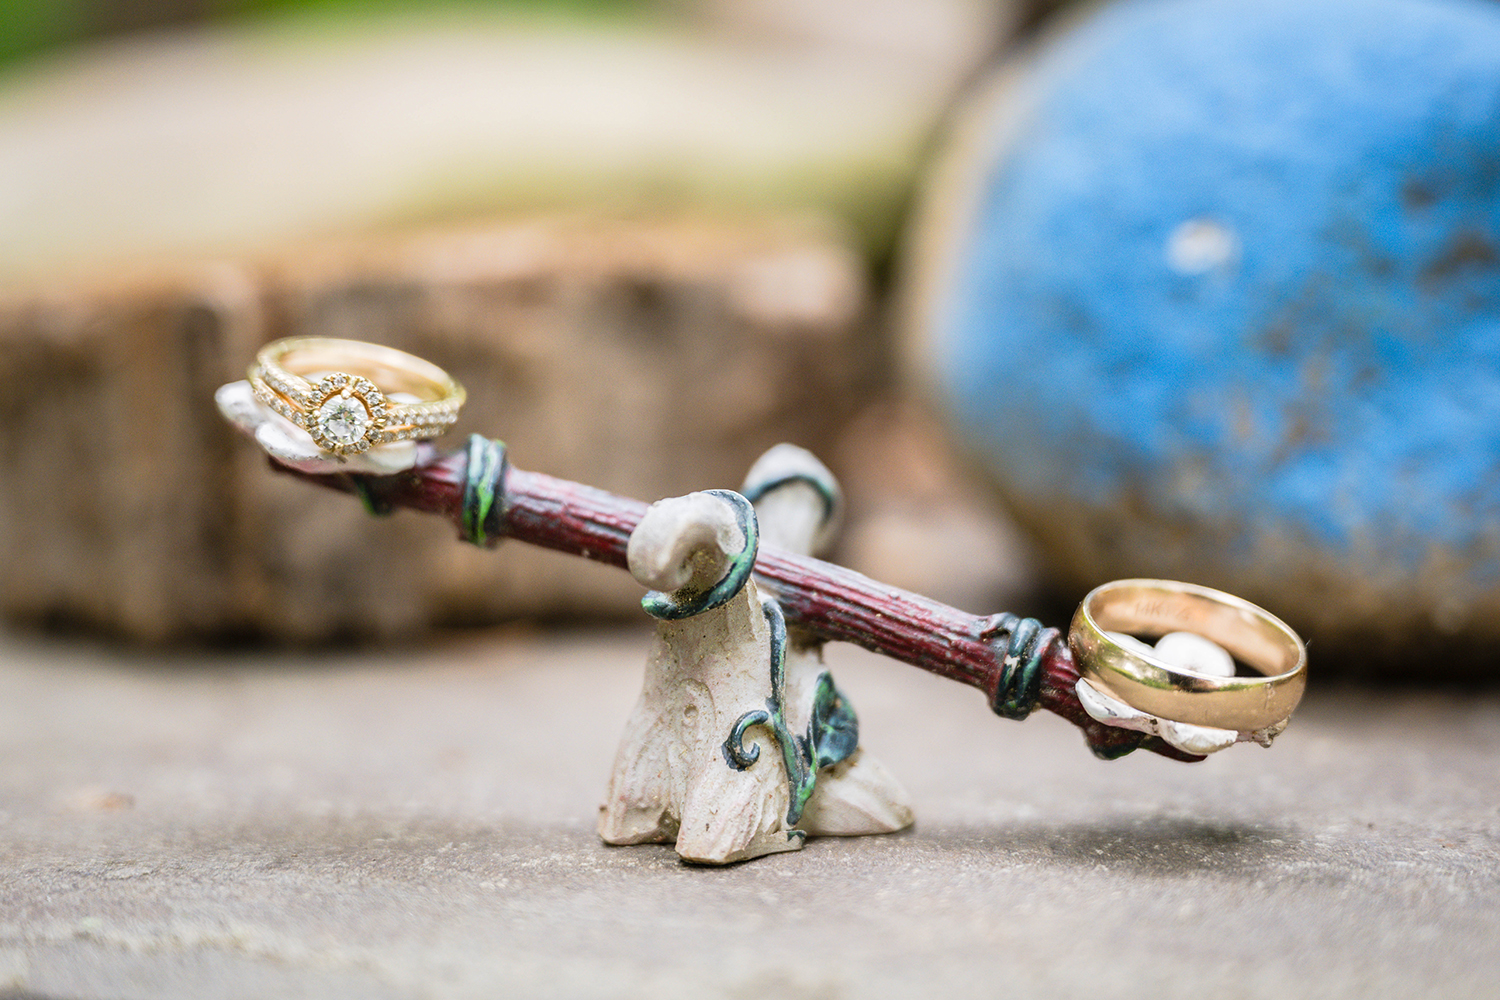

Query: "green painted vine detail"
left=979, top=611, right=1051, bottom=721
left=640, top=490, right=760, bottom=621
left=722, top=595, right=859, bottom=827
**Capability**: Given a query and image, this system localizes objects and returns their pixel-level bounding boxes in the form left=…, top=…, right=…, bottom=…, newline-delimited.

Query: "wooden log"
left=0, top=218, right=878, bottom=641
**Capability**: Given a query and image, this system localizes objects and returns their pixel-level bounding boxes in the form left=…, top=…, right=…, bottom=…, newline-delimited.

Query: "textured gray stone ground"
left=0, top=625, right=1496, bottom=999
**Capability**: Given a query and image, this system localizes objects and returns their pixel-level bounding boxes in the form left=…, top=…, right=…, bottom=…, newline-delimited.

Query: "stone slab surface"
left=0, top=626, right=1496, bottom=999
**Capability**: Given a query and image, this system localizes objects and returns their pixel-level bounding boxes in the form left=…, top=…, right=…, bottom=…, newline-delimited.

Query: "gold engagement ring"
left=1069, top=578, right=1307, bottom=733
left=249, top=337, right=465, bottom=456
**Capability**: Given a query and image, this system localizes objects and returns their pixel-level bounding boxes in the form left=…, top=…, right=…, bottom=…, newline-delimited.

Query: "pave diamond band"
left=249, top=337, right=465, bottom=456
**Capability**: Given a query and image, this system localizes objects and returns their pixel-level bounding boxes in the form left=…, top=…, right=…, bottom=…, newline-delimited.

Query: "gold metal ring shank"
left=248, top=337, right=465, bottom=456
left=1069, top=579, right=1307, bottom=732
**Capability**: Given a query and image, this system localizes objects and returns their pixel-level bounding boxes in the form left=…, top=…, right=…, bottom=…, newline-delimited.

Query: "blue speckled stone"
left=929, top=0, right=1500, bottom=664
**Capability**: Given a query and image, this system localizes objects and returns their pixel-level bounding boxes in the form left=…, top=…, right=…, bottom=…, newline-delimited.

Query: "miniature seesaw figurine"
left=218, top=337, right=1309, bottom=865
left=600, top=446, right=913, bottom=863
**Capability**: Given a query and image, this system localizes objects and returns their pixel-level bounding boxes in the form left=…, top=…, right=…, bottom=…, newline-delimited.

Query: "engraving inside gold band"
left=1086, top=585, right=1301, bottom=677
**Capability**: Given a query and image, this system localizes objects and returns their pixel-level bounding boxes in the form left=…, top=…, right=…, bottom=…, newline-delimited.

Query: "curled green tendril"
left=349, top=475, right=393, bottom=517
left=461, top=435, right=509, bottom=548
left=1090, top=735, right=1144, bottom=761
left=981, top=612, right=1052, bottom=721
left=723, top=709, right=770, bottom=769
left=722, top=596, right=858, bottom=827
left=739, top=471, right=839, bottom=529
left=641, top=490, right=759, bottom=621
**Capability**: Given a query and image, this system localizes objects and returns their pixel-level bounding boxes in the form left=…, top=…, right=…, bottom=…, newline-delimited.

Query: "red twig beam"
left=280, top=443, right=1199, bottom=762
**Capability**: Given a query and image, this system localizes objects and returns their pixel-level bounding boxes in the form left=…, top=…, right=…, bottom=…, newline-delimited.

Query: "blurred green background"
left=0, top=0, right=658, bottom=69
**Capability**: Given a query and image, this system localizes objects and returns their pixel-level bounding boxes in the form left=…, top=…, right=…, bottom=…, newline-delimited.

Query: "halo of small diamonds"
left=305, top=374, right=387, bottom=456
left=249, top=338, right=466, bottom=457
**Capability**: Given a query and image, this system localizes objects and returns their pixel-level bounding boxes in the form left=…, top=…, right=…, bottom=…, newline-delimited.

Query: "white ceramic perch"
left=599, top=445, right=914, bottom=864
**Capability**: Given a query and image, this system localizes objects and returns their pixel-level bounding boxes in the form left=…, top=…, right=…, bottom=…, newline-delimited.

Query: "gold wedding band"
left=1069, top=579, right=1307, bottom=732
left=248, top=337, right=465, bottom=456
